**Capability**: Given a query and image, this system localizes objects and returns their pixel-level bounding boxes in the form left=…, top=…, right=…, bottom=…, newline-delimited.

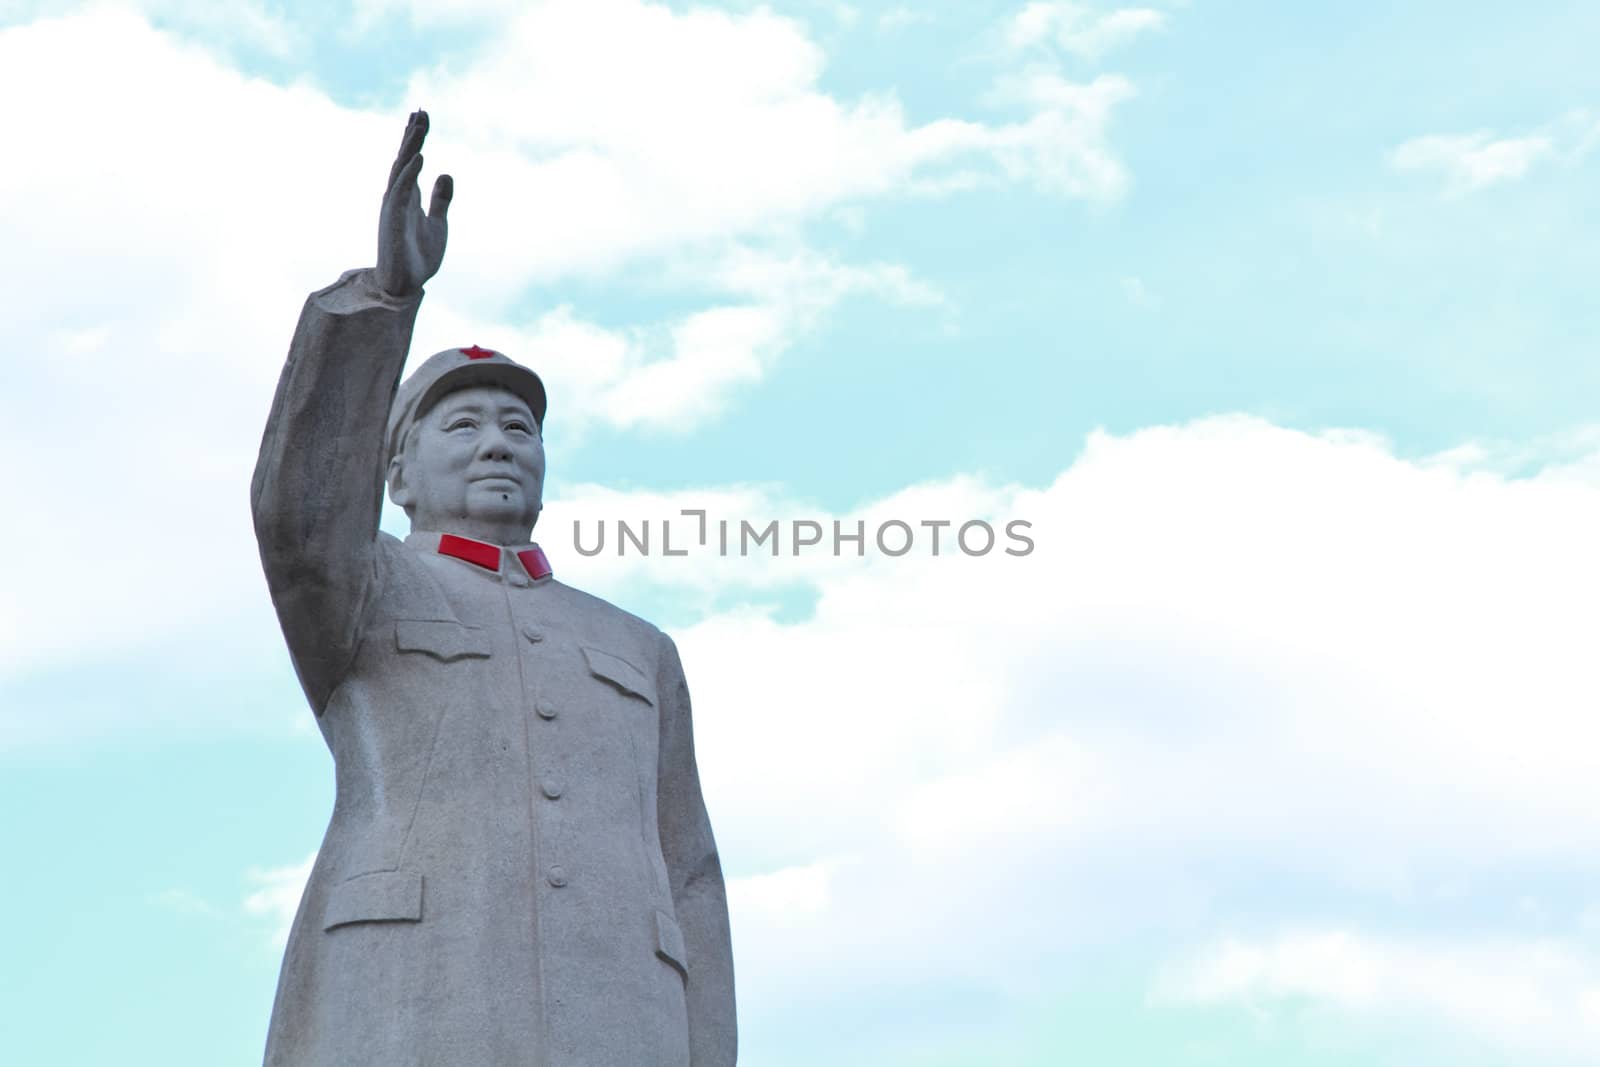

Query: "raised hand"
left=376, top=110, right=453, bottom=298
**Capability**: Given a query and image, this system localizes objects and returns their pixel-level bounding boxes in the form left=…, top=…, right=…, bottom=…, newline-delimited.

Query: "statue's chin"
left=410, top=503, right=540, bottom=545
left=463, top=488, right=536, bottom=523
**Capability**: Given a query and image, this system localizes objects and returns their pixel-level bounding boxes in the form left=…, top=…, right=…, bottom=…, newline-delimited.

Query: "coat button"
left=522, top=626, right=544, bottom=644
left=541, top=780, right=564, bottom=800
left=535, top=700, right=557, bottom=720
left=547, top=865, right=568, bottom=888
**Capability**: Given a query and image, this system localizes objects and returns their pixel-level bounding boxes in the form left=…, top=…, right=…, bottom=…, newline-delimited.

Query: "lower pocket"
left=323, top=870, right=425, bottom=931
left=653, top=907, right=688, bottom=980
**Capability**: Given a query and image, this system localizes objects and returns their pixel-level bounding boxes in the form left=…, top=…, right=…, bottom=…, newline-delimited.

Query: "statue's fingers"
left=387, top=111, right=428, bottom=187
left=389, top=154, right=424, bottom=202
left=428, top=174, right=453, bottom=220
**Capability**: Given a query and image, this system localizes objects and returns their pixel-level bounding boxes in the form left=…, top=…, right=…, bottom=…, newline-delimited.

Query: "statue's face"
left=391, top=384, right=545, bottom=543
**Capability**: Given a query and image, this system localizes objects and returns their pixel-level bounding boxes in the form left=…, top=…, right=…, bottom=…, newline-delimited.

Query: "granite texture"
left=249, top=111, right=736, bottom=1066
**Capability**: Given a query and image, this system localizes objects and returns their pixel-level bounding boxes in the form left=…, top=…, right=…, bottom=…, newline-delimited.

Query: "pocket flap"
left=323, top=870, right=424, bottom=931
left=654, top=908, right=687, bottom=979
left=583, top=646, right=655, bottom=705
left=395, top=620, right=491, bottom=662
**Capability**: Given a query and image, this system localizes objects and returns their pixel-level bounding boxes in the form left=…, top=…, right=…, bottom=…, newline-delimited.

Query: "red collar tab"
left=518, top=546, right=553, bottom=581
left=460, top=345, right=495, bottom=360
left=435, top=535, right=552, bottom=580
left=437, top=533, right=500, bottom=571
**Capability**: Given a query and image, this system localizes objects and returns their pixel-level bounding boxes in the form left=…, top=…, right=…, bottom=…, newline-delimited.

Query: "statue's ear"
left=387, top=456, right=414, bottom=510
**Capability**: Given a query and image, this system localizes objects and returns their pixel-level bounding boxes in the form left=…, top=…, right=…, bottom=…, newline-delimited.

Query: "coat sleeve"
left=655, top=631, right=738, bottom=1066
left=250, top=268, right=423, bottom=714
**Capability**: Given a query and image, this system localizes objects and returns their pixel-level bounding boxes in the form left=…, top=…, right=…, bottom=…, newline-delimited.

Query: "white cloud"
left=228, top=415, right=1600, bottom=1049
left=150, top=886, right=224, bottom=919
left=413, top=244, right=939, bottom=434
left=5, top=0, right=300, bottom=55
left=611, top=245, right=938, bottom=428
left=144, top=0, right=300, bottom=57
left=1006, top=1, right=1166, bottom=59
left=0, top=10, right=378, bottom=679
left=524, top=415, right=1600, bottom=1020
left=671, top=415, right=1600, bottom=881
left=983, top=71, right=1136, bottom=198
left=877, top=6, right=931, bottom=32
left=1156, top=929, right=1600, bottom=1058
left=243, top=853, right=315, bottom=949
left=1389, top=130, right=1553, bottom=194
left=1120, top=274, right=1156, bottom=306
left=729, top=859, right=840, bottom=925
left=0, top=4, right=1127, bottom=683
left=396, top=0, right=1134, bottom=287
left=1389, top=109, right=1600, bottom=196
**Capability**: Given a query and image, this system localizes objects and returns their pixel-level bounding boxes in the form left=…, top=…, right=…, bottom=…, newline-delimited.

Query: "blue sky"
left=4, top=1, right=1600, bottom=1064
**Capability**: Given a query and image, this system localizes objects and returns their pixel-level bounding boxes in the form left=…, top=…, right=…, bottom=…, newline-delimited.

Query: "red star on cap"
left=460, top=345, right=495, bottom=360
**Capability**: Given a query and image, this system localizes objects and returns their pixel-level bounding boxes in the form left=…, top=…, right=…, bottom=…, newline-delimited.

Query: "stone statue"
left=250, top=111, right=737, bottom=1066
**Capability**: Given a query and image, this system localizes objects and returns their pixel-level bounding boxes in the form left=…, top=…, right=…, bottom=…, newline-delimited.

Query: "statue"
left=250, top=111, right=737, bottom=1066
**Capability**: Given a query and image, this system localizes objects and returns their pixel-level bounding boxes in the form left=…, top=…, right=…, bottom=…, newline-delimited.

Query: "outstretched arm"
left=656, top=633, right=738, bottom=1066
left=250, top=111, right=452, bottom=713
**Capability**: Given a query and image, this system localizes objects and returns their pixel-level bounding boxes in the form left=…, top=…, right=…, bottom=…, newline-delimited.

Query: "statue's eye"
left=446, top=417, right=477, bottom=432
left=505, top=420, right=531, bottom=434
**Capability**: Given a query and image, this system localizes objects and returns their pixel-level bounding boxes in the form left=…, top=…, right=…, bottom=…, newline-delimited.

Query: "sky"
left=3, top=1, right=1600, bottom=1064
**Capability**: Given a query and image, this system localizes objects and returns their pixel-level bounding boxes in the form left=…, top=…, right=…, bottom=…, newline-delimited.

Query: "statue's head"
left=385, top=346, right=548, bottom=545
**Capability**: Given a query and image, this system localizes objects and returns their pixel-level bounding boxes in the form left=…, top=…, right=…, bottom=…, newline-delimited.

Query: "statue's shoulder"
left=367, top=532, right=459, bottom=617
left=373, top=531, right=420, bottom=583
left=543, top=577, right=667, bottom=667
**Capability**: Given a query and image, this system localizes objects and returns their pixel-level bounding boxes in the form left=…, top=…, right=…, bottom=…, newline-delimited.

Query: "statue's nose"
left=476, top=425, right=512, bottom=462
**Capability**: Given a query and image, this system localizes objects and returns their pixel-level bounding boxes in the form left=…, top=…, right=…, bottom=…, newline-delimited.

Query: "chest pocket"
left=582, top=645, right=655, bottom=706
left=394, top=619, right=492, bottom=661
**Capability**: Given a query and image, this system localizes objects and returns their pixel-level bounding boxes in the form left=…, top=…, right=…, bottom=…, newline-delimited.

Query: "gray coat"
left=250, top=271, right=736, bottom=1065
